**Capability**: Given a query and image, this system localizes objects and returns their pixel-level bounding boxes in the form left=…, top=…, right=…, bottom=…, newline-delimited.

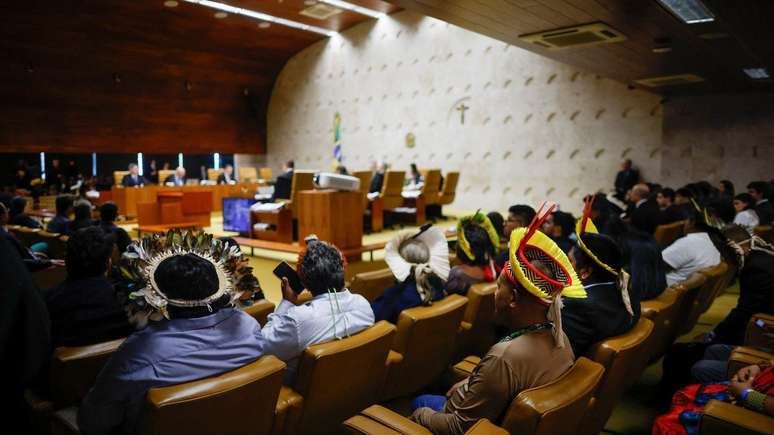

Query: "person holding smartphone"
left=262, top=239, right=374, bottom=385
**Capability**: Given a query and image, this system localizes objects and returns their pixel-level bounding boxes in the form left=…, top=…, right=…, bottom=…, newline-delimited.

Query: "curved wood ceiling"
left=0, top=0, right=397, bottom=154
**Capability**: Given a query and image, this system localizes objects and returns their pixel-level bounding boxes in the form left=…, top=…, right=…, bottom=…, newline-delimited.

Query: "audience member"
left=121, top=163, right=146, bottom=187
left=0, top=202, right=57, bottom=271
left=46, top=194, right=73, bottom=234
left=79, top=247, right=265, bottom=435
left=674, top=188, right=693, bottom=206
left=626, top=183, right=661, bottom=234
left=66, top=200, right=95, bottom=235
left=446, top=212, right=499, bottom=295
left=542, top=210, right=575, bottom=253
left=372, top=226, right=449, bottom=323
left=98, top=201, right=131, bottom=253
left=9, top=196, right=42, bottom=229
left=718, top=179, right=735, bottom=198
left=495, top=204, right=536, bottom=266
left=164, top=166, right=187, bottom=186
left=563, top=222, right=637, bottom=356
left=369, top=161, right=387, bottom=194
left=262, top=239, right=374, bottom=384
left=410, top=208, right=584, bottom=435
left=656, top=188, right=684, bottom=224
left=272, top=160, right=295, bottom=201
left=216, top=164, right=237, bottom=185
left=614, top=159, right=639, bottom=200
left=45, top=227, right=132, bottom=347
left=747, top=181, right=774, bottom=224
left=486, top=211, right=505, bottom=241
left=662, top=204, right=721, bottom=286
left=605, top=218, right=667, bottom=300
left=732, top=193, right=760, bottom=231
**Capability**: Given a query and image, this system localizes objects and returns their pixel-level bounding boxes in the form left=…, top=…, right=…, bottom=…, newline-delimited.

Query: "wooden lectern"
left=297, top=190, right=363, bottom=250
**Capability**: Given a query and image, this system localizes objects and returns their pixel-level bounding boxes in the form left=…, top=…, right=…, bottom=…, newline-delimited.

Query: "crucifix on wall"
left=456, top=102, right=469, bottom=124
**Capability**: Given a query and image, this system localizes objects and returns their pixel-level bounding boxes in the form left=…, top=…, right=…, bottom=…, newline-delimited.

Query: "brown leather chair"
left=42, top=231, right=69, bottom=259
left=698, top=399, right=774, bottom=435
left=13, top=225, right=43, bottom=248
left=240, top=166, right=259, bottom=182
left=352, top=170, right=373, bottom=211
left=653, top=220, right=685, bottom=248
left=419, top=169, right=442, bottom=207
left=745, top=312, right=774, bottom=350
left=136, top=355, right=286, bottom=435
left=641, top=272, right=706, bottom=363
left=699, top=261, right=735, bottom=314
left=380, top=171, right=406, bottom=211
left=260, top=167, right=273, bottom=180
left=342, top=406, right=507, bottom=435
left=157, top=169, right=175, bottom=185
left=345, top=357, right=604, bottom=435
left=349, top=267, right=396, bottom=303
left=282, top=321, right=397, bottom=435
left=242, top=299, right=276, bottom=326
left=50, top=338, right=126, bottom=406
left=753, top=224, right=772, bottom=240
left=679, top=262, right=728, bottom=335
left=113, top=170, right=129, bottom=186
left=286, top=170, right=315, bottom=220
left=438, top=171, right=460, bottom=206
left=382, top=294, right=468, bottom=400
left=579, top=317, right=655, bottom=435
left=456, top=282, right=497, bottom=358
left=207, top=168, right=223, bottom=181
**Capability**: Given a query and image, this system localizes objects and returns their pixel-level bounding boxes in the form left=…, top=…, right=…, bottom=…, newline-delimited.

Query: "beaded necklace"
left=499, top=322, right=554, bottom=343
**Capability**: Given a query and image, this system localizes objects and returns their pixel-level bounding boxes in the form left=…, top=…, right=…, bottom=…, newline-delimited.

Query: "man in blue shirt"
left=78, top=252, right=265, bottom=435
left=46, top=195, right=73, bottom=234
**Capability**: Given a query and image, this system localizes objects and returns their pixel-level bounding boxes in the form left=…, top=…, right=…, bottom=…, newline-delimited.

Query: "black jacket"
left=614, top=169, right=639, bottom=197
left=163, top=175, right=187, bottom=186
left=628, top=200, right=662, bottom=234
left=713, top=252, right=774, bottom=345
left=121, top=174, right=146, bottom=187
left=660, top=205, right=685, bottom=225
left=10, top=213, right=42, bottom=230
left=369, top=172, right=385, bottom=194
left=562, top=281, right=639, bottom=357
left=98, top=221, right=132, bottom=253
left=754, top=199, right=774, bottom=225
left=216, top=173, right=236, bottom=185
left=272, top=170, right=294, bottom=201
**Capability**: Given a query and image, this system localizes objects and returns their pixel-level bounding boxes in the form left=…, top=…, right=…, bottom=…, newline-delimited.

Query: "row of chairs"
left=40, top=255, right=738, bottom=435
left=7, top=225, right=69, bottom=259
left=654, top=220, right=773, bottom=249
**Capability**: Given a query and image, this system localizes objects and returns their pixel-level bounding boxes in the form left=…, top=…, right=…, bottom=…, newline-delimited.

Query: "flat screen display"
left=222, top=198, right=257, bottom=234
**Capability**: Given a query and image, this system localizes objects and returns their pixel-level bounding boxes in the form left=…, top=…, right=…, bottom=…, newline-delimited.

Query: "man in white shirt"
left=662, top=206, right=721, bottom=286
left=262, top=240, right=374, bottom=384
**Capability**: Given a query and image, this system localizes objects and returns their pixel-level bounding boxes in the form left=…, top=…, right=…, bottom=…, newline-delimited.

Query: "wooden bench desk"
left=135, top=222, right=199, bottom=238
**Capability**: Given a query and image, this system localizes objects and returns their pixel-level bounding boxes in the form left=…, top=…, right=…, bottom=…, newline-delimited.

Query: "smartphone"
left=273, top=261, right=304, bottom=293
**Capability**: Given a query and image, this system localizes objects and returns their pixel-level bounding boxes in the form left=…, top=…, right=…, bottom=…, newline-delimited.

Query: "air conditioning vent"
left=519, top=22, right=626, bottom=50
left=634, top=74, right=705, bottom=87
left=300, top=3, right=342, bottom=20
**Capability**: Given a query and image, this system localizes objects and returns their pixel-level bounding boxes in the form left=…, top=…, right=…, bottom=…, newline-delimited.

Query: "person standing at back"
left=614, top=159, right=639, bottom=201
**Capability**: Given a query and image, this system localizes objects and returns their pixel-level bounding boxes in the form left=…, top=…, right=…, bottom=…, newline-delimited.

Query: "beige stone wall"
left=661, top=93, right=774, bottom=190
left=267, top=11, right=662, bottom=213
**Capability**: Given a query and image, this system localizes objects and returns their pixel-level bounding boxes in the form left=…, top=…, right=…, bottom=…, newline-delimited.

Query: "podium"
left=297, top=190, right=363, bottom=249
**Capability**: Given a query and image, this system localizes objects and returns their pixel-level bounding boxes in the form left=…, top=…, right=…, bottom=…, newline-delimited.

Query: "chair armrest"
left=387, top=350, right=404, bottom=367
left=745, top=313, right=774, bottom=350
left=452, top=355, right=481, bottom=382
left=360, top=405, right=432, bottom=434
left=699, top=399, right=774, bottom=435
left=727, top=347, right=774, bottom=379
left=50, top=407, right=81, bottom=435
left=465, top=419, right=509, bottom=435
left=273, top=386, right=303, bottom=435
left=459, top=321, right=472, bottom=333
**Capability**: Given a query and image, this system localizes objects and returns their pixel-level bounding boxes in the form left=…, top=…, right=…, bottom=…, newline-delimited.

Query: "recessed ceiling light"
left=319, top=0, right=386, bottom=19
left=214, top=11, right=228, bottom=18
left=652, top=46, right=672, bottom=54
left=656, top=0, right=714, bottom=24
left=304, top=0, right=317, bottom=5
left=183, top=0, right=336, bottom=36
left=163, top=0, right=179, bottom=7
left=259, top=22, right=271, bottom=29
left=698, top=32, right=729, bottom=40
left=743, top=67, right=770, bottom=80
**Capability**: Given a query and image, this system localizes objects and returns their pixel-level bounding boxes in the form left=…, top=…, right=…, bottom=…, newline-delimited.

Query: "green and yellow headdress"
left=456, top=210, right=500, bottom=261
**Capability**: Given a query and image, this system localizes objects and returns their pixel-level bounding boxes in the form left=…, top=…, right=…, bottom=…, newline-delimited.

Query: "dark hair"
left=675, top=188, right=693, bottom=199
left=486, top=211, right=505, bottom=238
left=573, top=233, right=622, bottom=283
left=747, top=181, right=771, bottom=198
left=10, top=196, right=26, bottom=217
left=659, top=188, right=675, bottom=201
left=154, top=253, right=227, bottom=318
left=410, top=163, right=419, bottom=174
left=604, top=219, right=666, bottom=299
left=55, top=195, right=74, bottom=215
left=720, top=180, right=735, bottom=196
left=66, top=227, right=112, bottom=279
left=73, top=201, right=92, bottom=221
left=457, top=224, right=496, bottom=266
left=508, top=205, right=536, bottom=226
left=286, top=160, right=295, bottom=169
left=684, top=204, right=735, bottom=263
left=551, top=211, right=575, bottom=238
left=298, top=241, right=345, bottom=295
left=707, top=198, right=735, bottom=224
left=99, top=201, right=119, bottom=222
left=734, top=193, right=754, bottom=210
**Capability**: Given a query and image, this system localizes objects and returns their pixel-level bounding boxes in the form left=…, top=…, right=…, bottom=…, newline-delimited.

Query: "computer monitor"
left=222, top=197, right=257, bottom=234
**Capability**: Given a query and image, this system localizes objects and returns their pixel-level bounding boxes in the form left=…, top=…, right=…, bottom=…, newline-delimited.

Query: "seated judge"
left=78, top=239, right=266, bottom=435
left=262, top=239, right=374, bottom=385
left=46, top=195, right=73, bottom=234
left=164, top=166, right=187, bottom=186
left=216, top=164, right=237, bottom=185
left=272, top=160, right=295, bottom=201
left=368, top=161, right=388, bottom=194
left=120, top=163, right=146, bottom=187
left=445, top=212, right=499, bottom=295
left=411, top=207, right=584, bottom=435
left=45, top=227, right=133, bottom=348
left=371, top=226, right=449, bottom=323
left=562, top=209, right=638, bottom=356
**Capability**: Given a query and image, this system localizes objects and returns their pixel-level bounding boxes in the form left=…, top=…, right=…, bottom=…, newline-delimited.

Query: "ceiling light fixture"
left=214, top=11, right=228, bottom=18
left=319, top=0, right=386, bottom=19
left=743, top=67, right=770, bottom=80
left=656, top=0, right=714, bottom=24
left=259, top=22, right=271, bottom=29
left=163, top=0, right=179, bottom=7
left=183, top=0, right=336, bottom=36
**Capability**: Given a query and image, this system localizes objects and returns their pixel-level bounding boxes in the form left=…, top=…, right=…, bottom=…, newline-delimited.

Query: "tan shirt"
left=411, top=329, right=574, bottom=435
